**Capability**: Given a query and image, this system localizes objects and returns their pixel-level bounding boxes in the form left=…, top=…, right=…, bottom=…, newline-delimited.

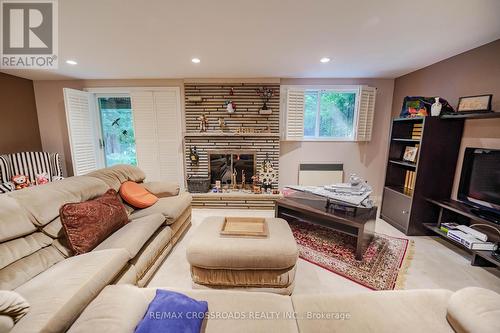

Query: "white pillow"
left=0, top=290, right=30, bottom=323
left=447, top=287, right=500, bottom=333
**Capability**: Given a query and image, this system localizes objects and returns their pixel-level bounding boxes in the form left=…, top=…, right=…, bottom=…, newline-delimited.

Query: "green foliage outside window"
left=98, top=97, right=137, bottom=166
left=304, top=90, right=356, bottom=139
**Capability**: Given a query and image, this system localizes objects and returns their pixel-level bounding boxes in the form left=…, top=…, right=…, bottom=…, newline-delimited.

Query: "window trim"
left=299, top=86, right=360, bottom=141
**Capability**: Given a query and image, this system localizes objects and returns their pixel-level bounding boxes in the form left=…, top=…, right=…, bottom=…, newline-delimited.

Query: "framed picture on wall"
left=403, top=146, right=418, bottom=163
left=457, top=94, right=492, bottom=113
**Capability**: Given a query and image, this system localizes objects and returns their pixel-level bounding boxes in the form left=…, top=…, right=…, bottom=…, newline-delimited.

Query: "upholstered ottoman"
left=186, top=217, right=298, bottom=295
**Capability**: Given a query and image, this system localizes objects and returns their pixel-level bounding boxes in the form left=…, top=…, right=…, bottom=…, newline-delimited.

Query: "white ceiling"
left=2, top=0, right=500, bottom=80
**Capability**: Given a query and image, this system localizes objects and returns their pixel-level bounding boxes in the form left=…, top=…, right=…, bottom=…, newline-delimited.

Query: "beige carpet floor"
left=148, top=208, right=500, bottom=294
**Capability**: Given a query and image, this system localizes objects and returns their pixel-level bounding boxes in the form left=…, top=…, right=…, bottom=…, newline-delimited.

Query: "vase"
left=431, top=97, right=442, bottom=117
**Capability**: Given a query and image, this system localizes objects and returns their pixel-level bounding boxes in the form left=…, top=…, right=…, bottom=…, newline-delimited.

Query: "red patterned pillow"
left=60, top=189, right=129, bottom=254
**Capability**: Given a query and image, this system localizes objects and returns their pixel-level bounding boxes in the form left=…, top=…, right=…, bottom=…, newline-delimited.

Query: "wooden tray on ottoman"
left=220, top=217, right=268, bottom=238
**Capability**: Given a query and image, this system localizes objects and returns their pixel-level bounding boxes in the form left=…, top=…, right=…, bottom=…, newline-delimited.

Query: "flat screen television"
left=458, top=148, right=500, bottom=224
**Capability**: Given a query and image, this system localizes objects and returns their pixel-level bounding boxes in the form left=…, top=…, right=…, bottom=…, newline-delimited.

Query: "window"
left=282, top=85, right=376, bottom=142
left=304, top=90, right=357, bottom=139
left=97, top=96, right=137, bottom=167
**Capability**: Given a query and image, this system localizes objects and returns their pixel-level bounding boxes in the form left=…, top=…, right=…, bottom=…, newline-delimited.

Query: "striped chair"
left=0, top=152, right=64, bottom=193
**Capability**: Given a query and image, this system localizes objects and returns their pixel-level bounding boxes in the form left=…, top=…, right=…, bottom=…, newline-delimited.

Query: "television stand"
left=423, top=198, right=500, bottom=268
left=470, top=208, right=500, bottom=225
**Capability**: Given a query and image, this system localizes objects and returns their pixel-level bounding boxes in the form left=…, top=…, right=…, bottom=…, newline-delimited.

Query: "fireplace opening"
left=209, top=151, right=256, bottom=186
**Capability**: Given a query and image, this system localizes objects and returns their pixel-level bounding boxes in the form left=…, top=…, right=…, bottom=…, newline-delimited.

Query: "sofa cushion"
left=87, top=165, right=146, bottom=191
left=13, top=249, right=129, bottom=333
left=42, top=217, right=64, bottom=239
left=0, top=315, right=14, bottom=333
left=68, top=285, right=299, bottom=333
left=292, top=289, right=454, bottom=333
left=0, top=290, right=30, bottom=323
left=7, top=176, right=108, bottom=227
left=119, top=181, right=158, bottom=209
left=187, top=217, right=298, bottom=270
left=0, top=245, right=65, bottom=290
left=0, top=195, right=37, bottom=242
left=60, top=189, right=129, bottom=254
left=141, top=181, right=179, bottom=197
left=0, top=232, right=53, bottom=269
left=447, top=287, right=500, bottom=333
left=93, top=213, right=165, bottom=259
left=130, top=226, right=172, bottom=281
left=130, top=192, right=192, bottom=224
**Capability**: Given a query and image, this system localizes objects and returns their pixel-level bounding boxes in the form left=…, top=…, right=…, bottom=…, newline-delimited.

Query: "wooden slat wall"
left=184, top=83, right=280, bottom=188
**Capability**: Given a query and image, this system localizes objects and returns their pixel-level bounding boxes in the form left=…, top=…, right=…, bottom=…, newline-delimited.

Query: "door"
left=131, top=88, right=183, bottom=185
left=63, top=88, right=101, bottom=176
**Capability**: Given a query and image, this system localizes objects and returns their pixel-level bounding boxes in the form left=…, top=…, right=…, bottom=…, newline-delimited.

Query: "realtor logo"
left=1, top=0, right=58, bottom=68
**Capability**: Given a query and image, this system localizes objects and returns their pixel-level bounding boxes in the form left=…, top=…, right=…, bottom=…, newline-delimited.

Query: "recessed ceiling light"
left=191, top=58, right=201, bottom=64
left=320, top=57, right=331, bottom=63
left=66, top=60, right=78, bottom=65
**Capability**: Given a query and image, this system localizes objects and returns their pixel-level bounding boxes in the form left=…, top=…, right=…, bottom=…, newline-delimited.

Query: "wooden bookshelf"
left=380, top=117, right=464, bottom=235
left=423, top=199, right=500, bottom=268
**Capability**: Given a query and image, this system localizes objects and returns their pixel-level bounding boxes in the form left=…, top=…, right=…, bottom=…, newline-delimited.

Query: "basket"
left=187, top=176, right=211, bottom=193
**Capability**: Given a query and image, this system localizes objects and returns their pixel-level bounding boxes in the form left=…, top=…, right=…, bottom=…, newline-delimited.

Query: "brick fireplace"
left=184, top=82, right=280, bottom=193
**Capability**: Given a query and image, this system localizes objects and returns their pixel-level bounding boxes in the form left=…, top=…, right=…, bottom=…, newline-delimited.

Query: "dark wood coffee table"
left=275, top=190, right=376, bottom=260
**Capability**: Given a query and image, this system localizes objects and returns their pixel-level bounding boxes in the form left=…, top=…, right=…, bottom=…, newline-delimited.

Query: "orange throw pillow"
left=119, top=181, right=158, bottom=209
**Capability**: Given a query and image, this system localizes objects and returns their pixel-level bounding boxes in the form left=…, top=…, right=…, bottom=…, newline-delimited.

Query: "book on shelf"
left=412, top=123, right=423, bottom=139
left=404, top=170, right=416, bottom=191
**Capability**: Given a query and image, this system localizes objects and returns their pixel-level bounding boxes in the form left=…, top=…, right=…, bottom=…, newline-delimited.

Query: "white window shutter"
left=63, top=88, right=100, bottom=176
left=154, top=90, right=183, bottom=185
left=131, top=91, right=160, bottom=181
left=284, top=88, right=305, bottom=140
left=355, top=86, right=376, bottom=141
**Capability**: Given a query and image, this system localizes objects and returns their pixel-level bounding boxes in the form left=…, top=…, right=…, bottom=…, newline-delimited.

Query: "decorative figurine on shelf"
left=231, top=168, right=238, bottom=190
left=197, top=114, right=208, bottom=132
left=189, top=146, right=199, bottom=165
left=259, top=154, right=277, bottom=192
left=255, top=87, right=275, bottom=115
left=229, top=87, right=234, bottom=96
left=218, top=117, right=227, bottom=131
left=241, top=170, right=246, bottom=189
left=225, top=100, right=236, bottom=113
left=251, top=174, right=261, bottom=194
left=431, top=97, right=442, bottom=117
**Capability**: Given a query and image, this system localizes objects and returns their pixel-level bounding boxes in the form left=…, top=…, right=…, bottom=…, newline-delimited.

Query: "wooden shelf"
left=392, top=138, right=420, bottom=143
left=393, top=117, right=424, bottom=122
left=440, top=111, right=500, bottom=120
left=423, top=223, right=500, bottom=267
left=422, top=223, right=472, bottom=252
left=384, top=185, right=414, bottom=198
left=388, top=159, right=417, bottom=169
left=184, top=132, right=280, bottom=137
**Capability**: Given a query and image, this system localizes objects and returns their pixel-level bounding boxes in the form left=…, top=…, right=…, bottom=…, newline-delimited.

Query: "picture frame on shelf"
left=457, top=94, right=492, bottom=113
left=403, top=146, right=418, bottom=163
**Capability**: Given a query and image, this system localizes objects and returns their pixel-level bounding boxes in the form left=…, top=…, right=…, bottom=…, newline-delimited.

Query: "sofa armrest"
left=141, top=181, right=180, bottom=197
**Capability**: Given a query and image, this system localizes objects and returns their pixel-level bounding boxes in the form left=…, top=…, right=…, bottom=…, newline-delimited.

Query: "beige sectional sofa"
left=69, top=284, right=500, bottom=333
left=0, top=165, right=192, bottom=333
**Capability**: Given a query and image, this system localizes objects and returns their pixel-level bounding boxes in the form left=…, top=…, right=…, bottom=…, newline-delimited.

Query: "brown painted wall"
left=392, top=39, right=500, bottom=198
left=0, top=72, right=42, bottom=153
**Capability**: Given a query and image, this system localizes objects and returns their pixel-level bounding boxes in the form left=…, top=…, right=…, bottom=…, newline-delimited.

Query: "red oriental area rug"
left=289, top=220, right=413, bottom=290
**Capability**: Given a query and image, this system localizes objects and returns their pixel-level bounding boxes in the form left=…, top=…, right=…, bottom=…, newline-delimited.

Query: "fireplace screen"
left=209, top=152, right=255, bottom=186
